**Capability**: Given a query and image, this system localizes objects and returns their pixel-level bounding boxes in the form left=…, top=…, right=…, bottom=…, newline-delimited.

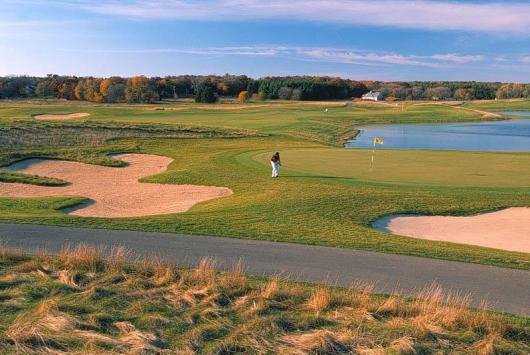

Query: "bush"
left=237, top=91, right=250, bottom=103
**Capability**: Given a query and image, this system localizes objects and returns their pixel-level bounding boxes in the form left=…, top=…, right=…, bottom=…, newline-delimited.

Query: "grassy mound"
left=0, top=245, right=528, bottom=353
left=0, top=170, right=68, bottom=186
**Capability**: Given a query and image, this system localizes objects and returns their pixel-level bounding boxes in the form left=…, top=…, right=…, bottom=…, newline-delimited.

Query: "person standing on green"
left=271, top=152, right=281, bottom=178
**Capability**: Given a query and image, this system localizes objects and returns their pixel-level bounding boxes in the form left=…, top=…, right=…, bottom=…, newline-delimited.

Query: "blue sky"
left=1, top=0, right=530, bottom=81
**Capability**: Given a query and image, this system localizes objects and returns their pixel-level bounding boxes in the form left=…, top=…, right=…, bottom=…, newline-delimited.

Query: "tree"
left=291, top=88, right=303, bottom=101
left=454, top=88, right=473, bottom=101
left=411, top=86, right=425, bottom=100
left=125, top=76, right=159, bottom=103
left=426, top=86, right=452, bottom=101
left=194, top=80, right=217, bottom=103
left=496, top=84, right=525, bottom=99
left=278, top=87, right=293, bottom=100
left=36, top=81, right=56, bottom=98
left=106, top=83, right=126, bottom=103
left=75, top=78, right=103, bottom=102
left=100, top=77, right=124, bottom=102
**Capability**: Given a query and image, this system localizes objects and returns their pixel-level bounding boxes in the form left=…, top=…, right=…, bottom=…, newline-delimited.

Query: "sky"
left=1, top=0, right=530, bottom=81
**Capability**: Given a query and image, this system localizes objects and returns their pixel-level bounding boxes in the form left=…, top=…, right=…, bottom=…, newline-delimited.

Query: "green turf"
left=464, top=99, right=530, bottom=112
left=0, top=99, right=529, bottom=270
left=257, top=148, right=530, bottom=188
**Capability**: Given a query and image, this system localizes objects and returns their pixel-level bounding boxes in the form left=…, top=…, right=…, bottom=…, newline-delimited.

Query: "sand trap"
left=377, top=208, right=530, bottom=253
left=0, top=154, right=232, bottom=218
left=34, top=112, right=90, bottom=121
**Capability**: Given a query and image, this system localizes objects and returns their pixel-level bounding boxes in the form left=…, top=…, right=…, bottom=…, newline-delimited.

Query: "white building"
left=361, top=91, right=383, bottom=101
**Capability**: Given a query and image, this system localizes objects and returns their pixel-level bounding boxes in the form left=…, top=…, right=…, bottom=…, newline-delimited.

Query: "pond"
left=346, top=111, right=530, bottom=152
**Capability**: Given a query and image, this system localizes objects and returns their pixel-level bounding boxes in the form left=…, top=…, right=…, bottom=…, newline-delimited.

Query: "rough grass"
left=0, top=170, right=68, bottom=186
left=0, top=245, right=528, bottom=354
left=0, top=120, right=257, bottom=185
left=0, top=99, right=489, bottom=146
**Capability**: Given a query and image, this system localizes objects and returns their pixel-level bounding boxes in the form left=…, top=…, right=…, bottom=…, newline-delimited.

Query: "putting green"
left=254, top=148, right=530, bottom=188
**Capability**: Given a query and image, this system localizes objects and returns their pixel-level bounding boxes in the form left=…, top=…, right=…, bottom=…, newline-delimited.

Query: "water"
left=346, top=111, right=530, bottom=152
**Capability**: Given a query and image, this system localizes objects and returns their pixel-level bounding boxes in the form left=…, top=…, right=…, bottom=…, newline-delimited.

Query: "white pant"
left=271, top=161, right=280, bottom=177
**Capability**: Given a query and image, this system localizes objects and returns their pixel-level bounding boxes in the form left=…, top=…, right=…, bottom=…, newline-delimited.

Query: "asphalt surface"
left=0, top=223, right=528, bottom=316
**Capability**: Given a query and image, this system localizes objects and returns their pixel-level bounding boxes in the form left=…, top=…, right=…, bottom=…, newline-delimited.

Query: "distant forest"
left=1, top=74, right=529, bottom=103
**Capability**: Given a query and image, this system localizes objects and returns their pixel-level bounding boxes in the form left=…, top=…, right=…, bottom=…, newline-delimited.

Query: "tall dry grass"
left=0, top=244, right=527, bottom=354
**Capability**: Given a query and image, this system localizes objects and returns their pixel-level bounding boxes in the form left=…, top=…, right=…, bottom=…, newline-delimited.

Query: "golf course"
left=1, top=99, right=530, bottom=269
left=4, top=0, right=530, bottom=350
left=1, top=98, right=530, bottom=352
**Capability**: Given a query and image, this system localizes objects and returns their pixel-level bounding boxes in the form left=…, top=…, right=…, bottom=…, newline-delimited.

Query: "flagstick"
left=370, top=140, right=375, bottom=171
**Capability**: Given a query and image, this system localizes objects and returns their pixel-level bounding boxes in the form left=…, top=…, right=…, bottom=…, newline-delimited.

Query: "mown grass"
left=0, top=245, right=528, bottom=353
left=261, top=148, right=530, bottom=188
left=464, top=99, right=530, bottom=112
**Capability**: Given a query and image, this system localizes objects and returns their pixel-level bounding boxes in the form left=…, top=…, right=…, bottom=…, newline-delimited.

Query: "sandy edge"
left=374, top=207, right=530, bottom=253
left=0, top=154, right=233, bottom=218
left=34, top=112, right=90, bottom=121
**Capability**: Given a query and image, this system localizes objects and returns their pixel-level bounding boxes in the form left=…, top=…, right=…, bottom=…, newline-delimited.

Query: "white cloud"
left=430, top=54, right=485, bottom=64
left=62, top=0, right=530, bottom=34
left=62, top=46, right=284, bottom=56
left=64, top=45, right=495, bottom=68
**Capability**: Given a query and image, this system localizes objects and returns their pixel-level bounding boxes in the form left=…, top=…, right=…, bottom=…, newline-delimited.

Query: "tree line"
left=1, top=74, right=529, bottom=103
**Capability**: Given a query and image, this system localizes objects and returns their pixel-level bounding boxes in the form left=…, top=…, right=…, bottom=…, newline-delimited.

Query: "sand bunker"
left=34, top=112, right=90, bottom=121
left=378, top=208, right=530, bottom=253
left=0, top=154, right=232, bottom=218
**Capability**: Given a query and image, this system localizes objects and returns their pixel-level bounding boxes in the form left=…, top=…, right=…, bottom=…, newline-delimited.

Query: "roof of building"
left=362, top=91, right=382, bottom=98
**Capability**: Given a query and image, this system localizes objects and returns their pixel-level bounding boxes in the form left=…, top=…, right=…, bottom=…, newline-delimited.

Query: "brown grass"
left=306, top=287, right=332, bottom=314
left=0, top=244, right=528, bottom=354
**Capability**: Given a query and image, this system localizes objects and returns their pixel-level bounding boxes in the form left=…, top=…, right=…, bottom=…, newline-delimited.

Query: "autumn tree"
left=496, top=83, right=526, bottom=99
left=100, top=77, right=126, bottom=103
left=125, top=76, right=159, bottom=103
left=454, top=88, right=473, bottom=101
left=75, top=78, right=103, bottom=102
left=426, top=86, right=452, bottom=101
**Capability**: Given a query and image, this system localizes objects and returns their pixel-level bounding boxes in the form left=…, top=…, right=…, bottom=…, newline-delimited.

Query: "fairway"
left=255, top=148, right=530, bottom=187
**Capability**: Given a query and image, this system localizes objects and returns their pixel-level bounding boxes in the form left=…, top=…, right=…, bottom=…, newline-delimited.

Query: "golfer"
left=270, top=152, right=281, bottom=178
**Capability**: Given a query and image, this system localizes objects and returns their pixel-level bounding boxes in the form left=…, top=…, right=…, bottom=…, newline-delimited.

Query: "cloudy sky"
left=1, top=0, right=530, bottom=81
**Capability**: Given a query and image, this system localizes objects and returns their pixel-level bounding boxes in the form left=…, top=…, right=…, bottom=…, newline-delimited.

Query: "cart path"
left=0, top=223, right=528, bottom=316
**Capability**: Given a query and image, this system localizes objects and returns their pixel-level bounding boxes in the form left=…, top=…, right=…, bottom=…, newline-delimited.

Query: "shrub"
left=237, top=91, right=250, bottom=103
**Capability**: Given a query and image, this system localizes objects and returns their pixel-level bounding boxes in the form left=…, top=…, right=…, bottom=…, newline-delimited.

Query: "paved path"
left=0, top=223, right=528, bottom=316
